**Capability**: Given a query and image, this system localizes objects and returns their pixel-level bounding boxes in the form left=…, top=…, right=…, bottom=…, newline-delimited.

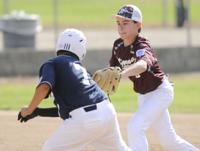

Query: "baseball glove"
left=92, top=66, right=121, bottom=95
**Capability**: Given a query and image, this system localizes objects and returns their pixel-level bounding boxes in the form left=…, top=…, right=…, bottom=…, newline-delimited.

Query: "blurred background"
left=0, top=0, right=199, bottom=112
left=0, top=0, right=200, bottom=75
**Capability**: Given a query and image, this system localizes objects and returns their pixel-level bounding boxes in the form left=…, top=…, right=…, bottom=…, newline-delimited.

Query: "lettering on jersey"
left=73, top=63, right=90, bottom=86
left=89, top=91, right=98, bottom=99
left=136, top=49, right=145, bottom=57
left=117, top=57, right=136, bottom=69
left=117, top=57, right=141, bottom=78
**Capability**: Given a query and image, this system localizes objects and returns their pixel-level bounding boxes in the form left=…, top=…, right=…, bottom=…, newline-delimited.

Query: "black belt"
left=63, top=104, right=97, bottom=120
left=63, top=101, right=102, bottom=120
left=83, top=104, right=97, bottom=112
left=83, top=99, right=106, bottom=112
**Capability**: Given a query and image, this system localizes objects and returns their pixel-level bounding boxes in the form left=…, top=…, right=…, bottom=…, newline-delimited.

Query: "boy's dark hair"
left=133, top=21, right=141, bottom=33
left=57, top=50, right=79, bottom=60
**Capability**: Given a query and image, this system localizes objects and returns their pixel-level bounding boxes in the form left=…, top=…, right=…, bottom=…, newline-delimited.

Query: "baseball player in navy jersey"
left=18, top=29, right=131, bottom=151
left=109, top=4, right=199, bottom=151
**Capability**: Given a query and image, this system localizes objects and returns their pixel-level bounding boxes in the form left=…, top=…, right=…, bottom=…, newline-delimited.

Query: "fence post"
left=53, top=0, right=59, bottom=48
left=162, top=0, right=168, bottom=26
left=186, top=0, right=191, bottom=48
left=3, top=0, right=9, bottom=14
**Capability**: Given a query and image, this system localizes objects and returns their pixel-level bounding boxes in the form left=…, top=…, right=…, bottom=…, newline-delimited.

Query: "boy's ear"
left=137, top=22, right=142, bottom=28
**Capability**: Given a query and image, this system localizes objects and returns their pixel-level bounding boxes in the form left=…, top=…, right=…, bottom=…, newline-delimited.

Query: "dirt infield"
left=0, top=111, right=200, bottom=151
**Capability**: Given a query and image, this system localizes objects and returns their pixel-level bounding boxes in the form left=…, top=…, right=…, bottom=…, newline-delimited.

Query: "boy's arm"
left=18, top=107, right=59, bottom=123
left=20, top=83, right=51, bottom=117
left=121, top=60, right=147, bottom=79
left=37, top=107, right=59, bottom=117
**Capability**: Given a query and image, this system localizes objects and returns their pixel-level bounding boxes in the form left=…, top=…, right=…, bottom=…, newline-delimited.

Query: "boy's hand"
left=18, top=108, right=39, bottom=123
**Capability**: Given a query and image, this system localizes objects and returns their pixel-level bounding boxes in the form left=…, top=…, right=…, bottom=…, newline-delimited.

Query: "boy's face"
left=116, top=16, right=141, bottom=41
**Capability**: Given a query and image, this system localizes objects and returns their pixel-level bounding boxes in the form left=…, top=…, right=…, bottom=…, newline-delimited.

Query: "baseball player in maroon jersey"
left=109, top=4, right=200, bottom=151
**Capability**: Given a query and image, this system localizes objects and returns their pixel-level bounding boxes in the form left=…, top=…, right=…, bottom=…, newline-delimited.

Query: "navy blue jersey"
left=38, top=55, right=107, bottom=119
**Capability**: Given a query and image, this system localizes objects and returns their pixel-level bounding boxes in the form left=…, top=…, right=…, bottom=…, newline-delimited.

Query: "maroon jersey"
left=109, top=35, right=165, bottom=94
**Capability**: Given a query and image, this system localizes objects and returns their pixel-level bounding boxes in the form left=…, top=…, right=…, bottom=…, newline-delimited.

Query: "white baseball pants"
left=42, top=100, right=131, bottom=151
left=128, top=78, right=199, bottom=151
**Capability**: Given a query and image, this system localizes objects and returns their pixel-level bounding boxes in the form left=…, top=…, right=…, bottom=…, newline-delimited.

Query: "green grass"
left=0, top=0, right=199, bottom=27
left=111, top=76, right=200, bottom=113
left=168, top=76, right=200, bottom=113
left=0, top=75, right=200, bottom=113
left=0, top=80, right=53, bottom=110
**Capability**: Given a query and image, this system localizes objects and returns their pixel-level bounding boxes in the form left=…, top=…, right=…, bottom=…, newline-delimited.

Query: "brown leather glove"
left=92, top=67, right=121, bottom=95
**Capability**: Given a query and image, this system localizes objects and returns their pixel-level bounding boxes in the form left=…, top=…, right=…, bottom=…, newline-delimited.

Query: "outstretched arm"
left=18, top=107, right=59, bottom=123
left=36, top=107, right=59, bottom=117
left=20, top=83, right=51, bottom=118
left=121, top=60, right=147, bottom=79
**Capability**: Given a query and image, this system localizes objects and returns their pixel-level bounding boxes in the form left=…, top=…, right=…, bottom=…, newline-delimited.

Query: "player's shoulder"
left=40, top=56, right=61, bottom=69
left=49, top=55, right=73, bottom=66
left=136, top=35, right=151, bottom=45
left=135, top=35, right=152, bottom=49
left=114, top=38, right=124, bottom=45
left=39, top=58, right=54, bottom=71
left=55, top=55, right=78, bottom=62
